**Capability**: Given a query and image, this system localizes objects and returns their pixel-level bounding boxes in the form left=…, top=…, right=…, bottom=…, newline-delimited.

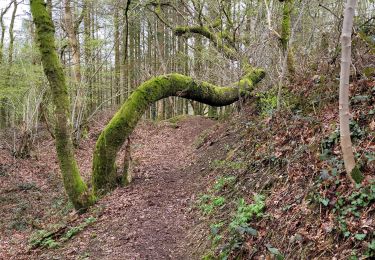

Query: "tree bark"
left=121, top=0, right=131, bottom=100
left=64, top=0, right=81, bottom=83
left=339, top=0, right=363, bottom=184
left=280, top=0, right=295, bottom=76
left=31, top=0, right=95, bottom=210
left=8, top=0, right=17, bottom=65
left=83, top=0, right=92, bottom=112
left=64, top=0, right=85, bottom=144
left=0, top=1, right=13, bottom=64
left=92, top=69, right=265, bottom=194
left=114, top=7, right=120, bottom=105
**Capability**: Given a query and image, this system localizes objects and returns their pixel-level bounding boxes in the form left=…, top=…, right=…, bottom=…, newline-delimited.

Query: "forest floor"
left=0, top=115, right=216, bottom=259
left=0, top=77, right=374, bottom=260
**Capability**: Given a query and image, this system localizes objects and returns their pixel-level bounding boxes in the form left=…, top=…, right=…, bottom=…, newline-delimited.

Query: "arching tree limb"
left=30, top=0, right=266, bottom=207
left=92, top=69, right=265, bottom=194
left=174, top=26, right=237, bottom=60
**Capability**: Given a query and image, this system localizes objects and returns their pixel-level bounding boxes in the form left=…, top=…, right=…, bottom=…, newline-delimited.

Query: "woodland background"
left=0, top=0, right=374, bottom=259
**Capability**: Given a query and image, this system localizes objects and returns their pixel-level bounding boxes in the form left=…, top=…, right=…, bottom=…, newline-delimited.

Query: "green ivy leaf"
left=354, top=233, right=366, bottom=240
left=320, top=198, right=330, bottom=206
left=368, top=239, right=375, bottom=250
left=243, top=227, right=258, bottom=236
left=266, top=244, right=284, bottom=260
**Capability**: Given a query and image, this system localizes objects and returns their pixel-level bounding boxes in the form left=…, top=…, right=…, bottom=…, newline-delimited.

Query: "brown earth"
left=1, top=77, right=373, bottom=260
left=0, top=115, right=216, bottom=260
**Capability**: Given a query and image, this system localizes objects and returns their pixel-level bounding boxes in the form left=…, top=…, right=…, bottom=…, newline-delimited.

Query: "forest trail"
left=31, top=116, right=215, bottom=260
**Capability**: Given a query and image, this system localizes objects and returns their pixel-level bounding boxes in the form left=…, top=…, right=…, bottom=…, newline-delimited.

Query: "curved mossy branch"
left=92, top=69, right=265, bottom=195
left=218, top=31, right=236, bottom=49
left=31, top=0, right=95, bottom=210
left=175, top=26, right=216, bottom=41
left=174, top=26, right=237, bottom=60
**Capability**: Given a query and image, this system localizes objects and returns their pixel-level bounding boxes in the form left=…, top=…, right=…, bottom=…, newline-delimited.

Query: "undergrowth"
left=201, top=194, right=266, bottom=260
left=195, top=151, right=270, bottom=259
left=193, top=76, right=374, bottom=259
left=309, top=95, right=375, bottom=258
left=29, top=216, right=97, bottom=249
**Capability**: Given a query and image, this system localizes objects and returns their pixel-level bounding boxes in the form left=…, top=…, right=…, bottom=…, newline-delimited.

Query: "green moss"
left=280, top=0, right=295, bottom=74
left=174, top=26, right=237, bottom=60
left=167, top=114, right=189, bottom=124
left=363, top=67, right=375, bottom=77
left=174, top=26, right=214, bottom=41
left=351, top=166, right=364, bottom=184
left=280, top=0, right=293, bottom=52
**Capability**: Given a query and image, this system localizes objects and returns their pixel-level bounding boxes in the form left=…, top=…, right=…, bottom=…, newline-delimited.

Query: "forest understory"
left=0, top=74, right=374, bottom=259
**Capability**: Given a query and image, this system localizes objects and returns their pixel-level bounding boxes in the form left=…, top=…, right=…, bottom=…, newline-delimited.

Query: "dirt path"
left=30, top=116, right=215, bottom=260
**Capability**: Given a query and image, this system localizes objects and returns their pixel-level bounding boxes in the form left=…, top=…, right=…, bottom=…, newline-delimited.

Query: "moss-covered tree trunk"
left=31, top=0, right=95, bottom=210
left=280, top=0, right=295, bottom=76
left=92, top=69, right=265, bottom=194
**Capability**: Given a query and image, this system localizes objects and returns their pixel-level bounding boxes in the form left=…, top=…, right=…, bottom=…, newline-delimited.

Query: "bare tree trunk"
left=339, top=0, right=363, bottom=183
left=83, top=0, right=92, bottom=112
left=0, top=1, right=13, bottom=64
left=121, top=0, right=131, bottom=100
left=64, top=0, right=81, bottom=83
left=8, top=0, right=17, bottom=65
left=64, top=0, right=84, bottom=145
left=114, top=7, right=120, bottom=105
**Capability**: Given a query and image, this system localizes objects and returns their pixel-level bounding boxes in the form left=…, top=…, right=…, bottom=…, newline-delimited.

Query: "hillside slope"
left=184, top=78, right=374, bottom=259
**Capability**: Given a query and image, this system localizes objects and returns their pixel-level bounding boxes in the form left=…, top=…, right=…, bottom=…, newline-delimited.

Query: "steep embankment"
left=182, top=78, right=374, bottom=259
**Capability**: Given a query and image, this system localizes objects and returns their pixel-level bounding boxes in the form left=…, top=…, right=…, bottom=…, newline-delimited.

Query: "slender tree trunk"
left=121, top=0, right=131, bottom=100
left=0, top=1, right=13, bottom=64
left=280, top=0, right=295, bottom=76
left=156, top=18, right=165, bottom=120
left=128, top=18, right=134, bottom=98
left=339, top=0, right=363, bottom=183
left=114, top=7, right=120, bottom=105
left=83, top=0, right=92, bottom=112
left=193, top=35, right=204, bottom=115
left=8, top=0, right=17, bottom=66
left=31, top=0, right=95, bottom=210
left=64, top=0, right=84, bottom=144
left=64, top=0, right=81, bottom=83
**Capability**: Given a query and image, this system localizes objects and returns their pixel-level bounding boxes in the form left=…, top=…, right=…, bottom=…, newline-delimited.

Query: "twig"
left=318, top=3, right=341, bottom=20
